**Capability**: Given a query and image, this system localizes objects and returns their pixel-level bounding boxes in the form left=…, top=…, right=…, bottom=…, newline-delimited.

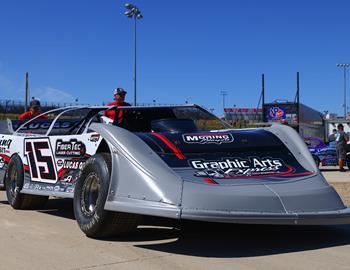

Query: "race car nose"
left=180, top=173, right=347, bottom=224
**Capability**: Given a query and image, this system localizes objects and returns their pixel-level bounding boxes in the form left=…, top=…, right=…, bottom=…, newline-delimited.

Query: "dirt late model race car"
left=0, top=105, right=350, bottom=238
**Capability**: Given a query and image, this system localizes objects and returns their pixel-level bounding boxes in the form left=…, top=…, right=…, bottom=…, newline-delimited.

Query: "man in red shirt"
left=104, top=88, right=131, bottom=124
left=18, top=99, right=48, bottom=120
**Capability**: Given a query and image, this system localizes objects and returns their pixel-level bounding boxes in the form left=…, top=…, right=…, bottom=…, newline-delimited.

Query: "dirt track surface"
left=1, top=169, right=350, bottom=270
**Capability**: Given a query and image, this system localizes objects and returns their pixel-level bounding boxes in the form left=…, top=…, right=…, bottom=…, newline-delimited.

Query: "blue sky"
left=0, top=0, right=349, bottom=115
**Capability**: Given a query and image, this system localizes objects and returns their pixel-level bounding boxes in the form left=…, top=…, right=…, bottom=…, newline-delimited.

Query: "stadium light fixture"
left=124, top=3, right=143, bottom=106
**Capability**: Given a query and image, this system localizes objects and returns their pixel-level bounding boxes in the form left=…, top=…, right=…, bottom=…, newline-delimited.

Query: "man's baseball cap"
left=30, top=99, right=41, bottom=108
left=114, top=88, right=127, bottom=96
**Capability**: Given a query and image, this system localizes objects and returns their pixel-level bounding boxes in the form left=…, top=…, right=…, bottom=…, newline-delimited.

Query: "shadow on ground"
left=37, top=197, right=75, bottom=219
left=135, top=222, right=350, bottom=258
left=0, top=200, right=8, bottom=205
left=320, top=168, right=343, bottom=172
left=2, top=196, right=350, bottom=258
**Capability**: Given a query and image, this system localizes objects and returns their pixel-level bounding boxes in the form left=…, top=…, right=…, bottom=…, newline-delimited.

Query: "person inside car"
left=18, top=99, right=48, bottom=120
left=104, top=88, right=131, bottom=124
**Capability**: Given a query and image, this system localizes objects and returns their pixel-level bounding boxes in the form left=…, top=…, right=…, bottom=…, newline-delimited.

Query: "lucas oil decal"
left=62, top=160, right=86, bottom=170
left=55, top=139, right=86, bottom=157
left=183, top=133, right=234, bottom=144
left=190, top=157, right=301, bottom=178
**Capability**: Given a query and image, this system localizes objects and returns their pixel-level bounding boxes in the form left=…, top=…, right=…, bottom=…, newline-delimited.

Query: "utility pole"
left=25, top=72, right=29, bottom=111
left=336, top=63, right=349, bottom=118
left=295, top=72, right=300, bottom=129
left=262, top=74, right=265, bottom=122
left=220, top=90, right=227, bottom=117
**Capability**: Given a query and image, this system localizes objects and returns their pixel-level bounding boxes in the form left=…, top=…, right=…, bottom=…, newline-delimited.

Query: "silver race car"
left=0, top=105, right=349, bottom=238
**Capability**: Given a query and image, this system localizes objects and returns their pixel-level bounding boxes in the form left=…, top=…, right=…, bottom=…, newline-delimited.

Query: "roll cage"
left=12, top=104, right=231, bottom=136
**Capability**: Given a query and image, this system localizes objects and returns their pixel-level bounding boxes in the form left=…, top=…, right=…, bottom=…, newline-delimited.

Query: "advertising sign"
left=267, top=106, right=286, bottom=121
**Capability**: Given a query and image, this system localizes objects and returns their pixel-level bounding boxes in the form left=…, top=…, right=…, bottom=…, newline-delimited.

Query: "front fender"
left=89, top=123, right=183, bottom=218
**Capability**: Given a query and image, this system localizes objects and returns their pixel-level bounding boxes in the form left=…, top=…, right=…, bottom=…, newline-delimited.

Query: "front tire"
left=74, top=153, right=139, bottom=238
left=5, top=154, right=48, bottom=209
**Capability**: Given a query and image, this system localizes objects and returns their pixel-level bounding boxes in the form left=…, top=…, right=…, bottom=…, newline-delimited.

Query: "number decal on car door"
left=24, top=138, right=58, bottom=183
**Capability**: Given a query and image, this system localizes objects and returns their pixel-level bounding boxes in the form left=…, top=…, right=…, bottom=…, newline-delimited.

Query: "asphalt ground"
left=0, top=167, right=350, bottom=270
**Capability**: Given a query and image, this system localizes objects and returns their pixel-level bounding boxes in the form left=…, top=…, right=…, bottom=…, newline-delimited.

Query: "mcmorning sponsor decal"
left=189, top=157, right=296, bottom=178
left=183, top=133, right=234, bottom=145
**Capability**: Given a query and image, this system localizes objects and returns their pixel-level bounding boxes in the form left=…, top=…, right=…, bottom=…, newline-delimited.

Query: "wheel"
left=74, top=153, right=140, bottom=238
left=313, top=155, right=320, bottom=167
left=5, top=154, right=48, bottom=209
left=347, top=157, right=350, bottom=170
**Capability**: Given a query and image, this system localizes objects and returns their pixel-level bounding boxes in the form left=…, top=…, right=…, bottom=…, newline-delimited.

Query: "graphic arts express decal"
left=189, top=157, right=313, bottom=179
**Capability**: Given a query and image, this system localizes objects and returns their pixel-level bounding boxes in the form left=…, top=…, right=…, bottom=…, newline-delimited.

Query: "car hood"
left=135, top=129, right=314, bottom=184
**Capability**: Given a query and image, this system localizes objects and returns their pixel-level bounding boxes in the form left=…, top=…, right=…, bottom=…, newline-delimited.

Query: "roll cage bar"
left=13, top=104, right=231, bottom=135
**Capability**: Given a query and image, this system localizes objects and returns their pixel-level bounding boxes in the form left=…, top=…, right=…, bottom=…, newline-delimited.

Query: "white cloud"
left=31, top=86, right=76, bottom=103
left=0, top=65, right=76, bottom=104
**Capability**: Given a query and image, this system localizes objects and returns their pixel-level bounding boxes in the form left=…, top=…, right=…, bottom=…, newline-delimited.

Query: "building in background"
left=325, top=119, right=350, bottom=140
left=263, top=102, right=325, bottom=140
left=224, top=108, right=262, bottom=128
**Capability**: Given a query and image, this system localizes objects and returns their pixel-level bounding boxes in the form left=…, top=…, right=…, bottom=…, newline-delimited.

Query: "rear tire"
left=5, top=155, right=48, bottom=209
left=74, top=153, right=139, bottom=238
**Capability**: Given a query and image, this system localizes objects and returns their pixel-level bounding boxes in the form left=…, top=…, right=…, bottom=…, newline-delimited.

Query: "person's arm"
left=345, top=132, right=349, bottom=142
left=19, top=112, right=29, bottom=120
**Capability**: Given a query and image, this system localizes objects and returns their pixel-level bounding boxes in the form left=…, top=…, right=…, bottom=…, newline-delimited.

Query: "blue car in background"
left=305, top=136, right=350, bottom=168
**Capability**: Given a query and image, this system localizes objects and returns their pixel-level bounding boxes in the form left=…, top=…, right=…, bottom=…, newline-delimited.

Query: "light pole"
left=220, top=90, right=227, bottom=116
left=124, top=3, right=143, bottom=106
left=336, top=63, right=350, bottom=118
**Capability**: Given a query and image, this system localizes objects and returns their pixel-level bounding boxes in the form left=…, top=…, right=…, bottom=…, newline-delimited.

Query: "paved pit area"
left=321, top=166, right=350, bottom=205
left=0, top=169, right=350, bottom=270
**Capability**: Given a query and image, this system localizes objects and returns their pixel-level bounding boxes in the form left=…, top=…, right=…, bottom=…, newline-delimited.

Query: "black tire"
left=74, top=153, right=140, bottom=238
left=5, top=155, right=48, bottom=209
left=347, top=158, right=350, bottom=170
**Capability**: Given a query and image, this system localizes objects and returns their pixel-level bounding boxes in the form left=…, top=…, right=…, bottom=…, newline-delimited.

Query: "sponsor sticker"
left=183, top=133, right=234, bottom=145
left=57, top=159, right=63, bottom=166
left=189, top=157, right=293, bottom=178
left=62, top=160, right=86, bottom=170
left=0, top=157, right=5, bottom=169
left=16, top=121, right=74, bottom=131
left=55, top=139, right=86, bottom=157
left=0, top=139, right=12, bottom=154
left=89, top=134, right=100, bottom=142
left=267, top=107, right=286, bottom=120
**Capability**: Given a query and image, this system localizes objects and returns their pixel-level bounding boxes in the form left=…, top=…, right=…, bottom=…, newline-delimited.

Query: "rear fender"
left=266, top=125, right=318, bottom=174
